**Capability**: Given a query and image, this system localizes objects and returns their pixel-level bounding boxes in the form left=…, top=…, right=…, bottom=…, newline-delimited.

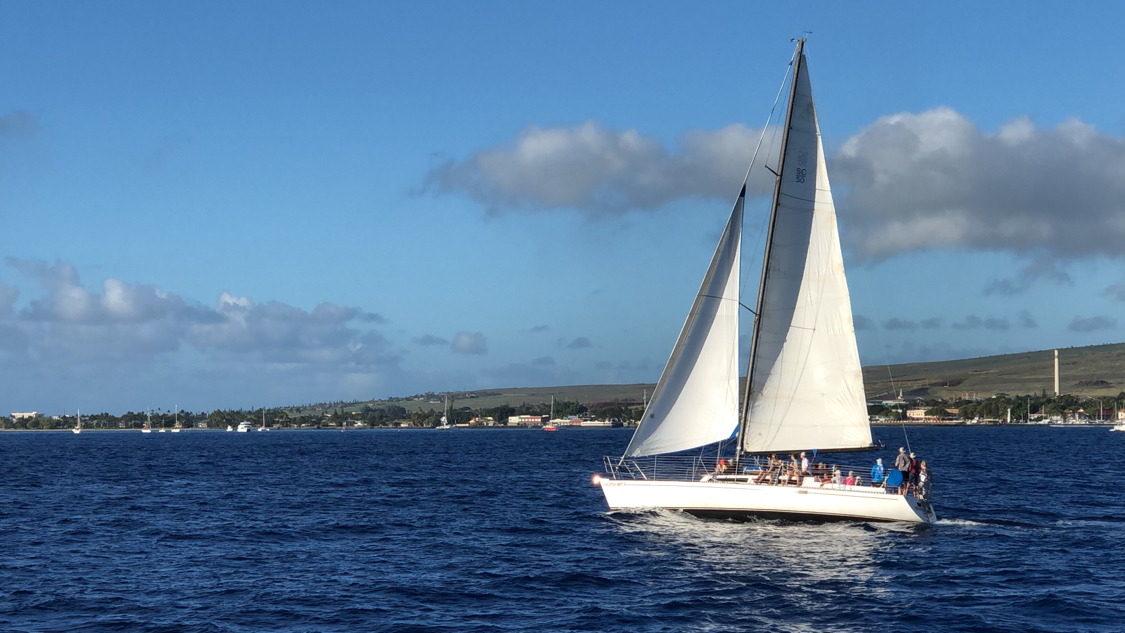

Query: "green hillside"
left=294, top=342, right=1125, bottom=414
left=862, top=342, right=1125, bottom=400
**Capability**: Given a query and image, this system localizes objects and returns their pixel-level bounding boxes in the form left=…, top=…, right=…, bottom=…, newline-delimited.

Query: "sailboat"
left=258, top=410, right=271, bottom=432
left=142, top=411, right=153, bottom=433
left=171, top=405, right=181, bottom=432
left=595, top=40, right=936, bottom=524
left=72, top=409, right=82, bottom=434
left=435, top=395, right=453, bottom=430
left=544, top=396, right=560, bottom=431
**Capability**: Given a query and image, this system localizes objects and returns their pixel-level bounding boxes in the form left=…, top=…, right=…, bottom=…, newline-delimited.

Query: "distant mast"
left=1054, top=349, right=1060, bottom=396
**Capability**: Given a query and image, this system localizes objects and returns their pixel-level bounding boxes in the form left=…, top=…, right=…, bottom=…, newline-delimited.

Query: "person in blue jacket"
left=885, top=468, right=903, bottom=493
left=870, top=458, right=885, bottom=487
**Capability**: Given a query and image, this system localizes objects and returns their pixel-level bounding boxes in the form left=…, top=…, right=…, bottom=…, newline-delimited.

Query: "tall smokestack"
left=1054, top=349, right=1059, bottom=396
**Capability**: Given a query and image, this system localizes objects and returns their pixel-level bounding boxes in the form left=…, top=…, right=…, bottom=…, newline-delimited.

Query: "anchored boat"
left=596, top=40, right=936, bottom=524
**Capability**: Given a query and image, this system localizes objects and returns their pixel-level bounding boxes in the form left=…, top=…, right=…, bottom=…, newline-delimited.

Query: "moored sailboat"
left=595, top=40, right=936, bottom=524
left=435, top=395, right=453, bottom=430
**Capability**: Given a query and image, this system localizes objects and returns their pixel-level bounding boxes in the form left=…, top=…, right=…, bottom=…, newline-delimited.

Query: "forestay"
left=742, top=53, right=871, bottom=454
left=623, top=191, right=744, bottom=458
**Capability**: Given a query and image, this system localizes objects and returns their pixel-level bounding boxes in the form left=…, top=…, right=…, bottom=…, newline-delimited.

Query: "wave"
left=936, top=518, right=987, bottom=526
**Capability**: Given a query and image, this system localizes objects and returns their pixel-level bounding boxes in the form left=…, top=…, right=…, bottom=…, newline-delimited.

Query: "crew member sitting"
left=700, top=458, right=728, bottom=482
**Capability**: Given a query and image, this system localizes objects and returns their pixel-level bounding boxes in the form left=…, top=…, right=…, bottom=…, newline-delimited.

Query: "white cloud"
left=0, top=258, right=398, bottom=367
left=834, top=108, right=1125, bottom=261
left=428, top=111, right=1125, bottom=285
left=426, top=121, right=775, bottom=213
left=451, top=331, right=487, bottom=355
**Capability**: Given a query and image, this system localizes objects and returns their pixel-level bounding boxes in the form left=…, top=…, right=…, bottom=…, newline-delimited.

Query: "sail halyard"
left=738, top=41, right=873, bottom=455
left=622, top=188, right=744, bottom=458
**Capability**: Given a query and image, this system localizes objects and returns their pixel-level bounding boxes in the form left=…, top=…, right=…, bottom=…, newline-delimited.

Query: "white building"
left=11, top=412, right=38, bottom=420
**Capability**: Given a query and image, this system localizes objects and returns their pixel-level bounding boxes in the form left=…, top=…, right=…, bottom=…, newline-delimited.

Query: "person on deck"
left=871, top=458, right=885, bottom=487
left=885, top=468, right=903, bottom=494
left=907, top=453, right=920, bottom=495
left=918, top=461, right=931, bottom=500
left=783, top=454, right=798, bottom=486
left=800, top=452, right=809, bottom=476
left=894, top=447, right=911, bottom=494
left=754, top=455, right=777, bottom=484
left=844, top=471, right=856, bottom=486
left=700, top=458, right=727, bottom=482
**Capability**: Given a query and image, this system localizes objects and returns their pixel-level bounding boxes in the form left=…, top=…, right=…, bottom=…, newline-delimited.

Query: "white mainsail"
left=742, top=51, right=870, bottom=454
left=623, top=190, right=744, bottom=457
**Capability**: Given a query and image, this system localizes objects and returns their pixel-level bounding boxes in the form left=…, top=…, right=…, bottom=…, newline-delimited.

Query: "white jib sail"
left=742, top=53, right=871, bottom=454
left=623, top=191, right=743, bottom=458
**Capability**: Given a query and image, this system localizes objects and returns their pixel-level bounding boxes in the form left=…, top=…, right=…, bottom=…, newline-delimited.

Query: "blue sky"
left=2, top=1, right=1125, bottom=414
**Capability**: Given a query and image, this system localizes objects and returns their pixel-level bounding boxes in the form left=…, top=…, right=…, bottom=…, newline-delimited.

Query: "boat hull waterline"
left=599, top=479, right=936, bottom=524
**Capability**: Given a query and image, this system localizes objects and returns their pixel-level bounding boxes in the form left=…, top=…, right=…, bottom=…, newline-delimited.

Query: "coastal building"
left=11, top=412, right=38, bottom=420
left=508, top=415, right=547, bottom=427
left=906, top=409, right=926, bottom=420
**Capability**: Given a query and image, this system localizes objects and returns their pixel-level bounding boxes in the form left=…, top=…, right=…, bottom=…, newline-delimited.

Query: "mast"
left=736, top=39, right=804, bottom=459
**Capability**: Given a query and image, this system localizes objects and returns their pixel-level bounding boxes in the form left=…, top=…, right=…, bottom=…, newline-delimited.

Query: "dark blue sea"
left=1, top=426, right=1121, bottom=632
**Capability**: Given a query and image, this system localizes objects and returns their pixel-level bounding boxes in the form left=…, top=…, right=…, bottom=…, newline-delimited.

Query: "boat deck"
left=602, top=454, right=931, bottom=502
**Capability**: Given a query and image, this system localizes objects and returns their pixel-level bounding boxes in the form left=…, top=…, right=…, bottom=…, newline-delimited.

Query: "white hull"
left=599, top=479, right=936, bottom=524
left=1112, top=425, right=1125, bottom=432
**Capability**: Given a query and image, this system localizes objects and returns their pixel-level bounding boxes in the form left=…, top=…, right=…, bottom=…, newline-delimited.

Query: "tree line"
left=868, top=391, right=1125, bottom=421
left=0, top=398, right=646, bottom=430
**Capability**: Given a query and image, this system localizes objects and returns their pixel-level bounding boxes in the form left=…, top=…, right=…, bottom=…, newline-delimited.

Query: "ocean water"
left=0, top=426, right=1121, bottom=632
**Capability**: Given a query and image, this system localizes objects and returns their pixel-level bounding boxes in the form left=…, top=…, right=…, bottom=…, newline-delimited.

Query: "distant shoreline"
left=3, top=423, right=1118, bottom=433
left=0, top=426, right=636, bottom=433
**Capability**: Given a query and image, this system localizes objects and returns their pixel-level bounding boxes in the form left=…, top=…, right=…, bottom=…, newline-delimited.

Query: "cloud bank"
left=835, top=108, right=1125, bottom=261
left=430, top=111, right=1125, bottom=272
left=426, top=121, right=775, bottom=213
left=0, top=258, right=398, bottom=367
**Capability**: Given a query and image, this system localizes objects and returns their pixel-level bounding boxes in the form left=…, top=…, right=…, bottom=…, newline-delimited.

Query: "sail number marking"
left=794, top=150, right=809, bottom=183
